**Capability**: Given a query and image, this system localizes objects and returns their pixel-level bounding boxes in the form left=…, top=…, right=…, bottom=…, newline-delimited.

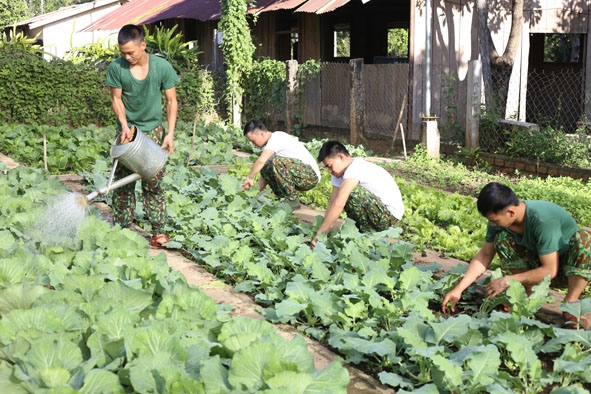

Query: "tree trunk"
left=478, top=0, right=524, bottom=115
left=476, top=0, right=493, bottom=108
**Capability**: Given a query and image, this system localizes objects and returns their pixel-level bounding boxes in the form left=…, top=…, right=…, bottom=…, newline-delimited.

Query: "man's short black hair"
left=476, top=182, right=520, bottom=216
left=118, top=24, right=144, bottom=46
left=317, top=140, right=350, bottom=162
left=243, top=120, right=267, bottom=136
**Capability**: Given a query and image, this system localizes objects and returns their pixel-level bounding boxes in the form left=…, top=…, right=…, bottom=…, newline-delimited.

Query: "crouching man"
left=311, top=140, right=404, bottom=248
left=442, top=182, right=591, bottom=329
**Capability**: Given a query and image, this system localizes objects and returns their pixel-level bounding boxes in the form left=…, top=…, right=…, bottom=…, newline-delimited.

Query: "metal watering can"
left=85, top=126, right=168, bottom=201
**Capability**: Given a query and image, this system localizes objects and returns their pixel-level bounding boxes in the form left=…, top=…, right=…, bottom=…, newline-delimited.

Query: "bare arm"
left=311, top=178, right=359, bottom=247
left=161, top=87, right=178, bottom=154
left=442, top=242, right=496, bottom=312
left=110, top=87, right=132, bottom=143
left=485, top=251, right=558, bottom=298
left=242, top=149, right=275, bottom=191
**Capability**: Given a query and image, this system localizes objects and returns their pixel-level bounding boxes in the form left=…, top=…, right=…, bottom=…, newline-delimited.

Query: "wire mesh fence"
left=479, top=67, right=587, bottom=153
left=527, top=68, right=586, bottom=131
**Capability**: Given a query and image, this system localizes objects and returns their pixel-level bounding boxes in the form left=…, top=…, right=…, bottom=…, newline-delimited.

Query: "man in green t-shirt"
left=442, top=182, right=591, bottom=329
left=105, top=24, right=179, bottom=248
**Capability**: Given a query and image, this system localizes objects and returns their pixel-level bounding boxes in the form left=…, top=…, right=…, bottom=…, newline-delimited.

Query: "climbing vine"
left=244, top=58, right=286, bottom=125
left=219, top=0, right=256, bottom=125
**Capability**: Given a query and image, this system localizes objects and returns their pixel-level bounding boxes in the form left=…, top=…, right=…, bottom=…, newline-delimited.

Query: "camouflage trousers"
left=344, top=186, right=398, bottom=233
left=495, top=229, right=591, bottom=282
left=111, top=126, right=166, bottom=236
left=260, top=156, right=319, bottom=200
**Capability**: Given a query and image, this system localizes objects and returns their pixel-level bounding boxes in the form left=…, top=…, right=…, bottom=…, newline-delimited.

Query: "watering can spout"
left=85, top=126, right=168, bottom=203
left=86, top=173, right=141, bottom=201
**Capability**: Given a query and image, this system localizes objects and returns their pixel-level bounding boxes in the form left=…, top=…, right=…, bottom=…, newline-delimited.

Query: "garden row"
left=0, top=165, right=349, bottom=393
left=2, top=122, right=591, bottom=392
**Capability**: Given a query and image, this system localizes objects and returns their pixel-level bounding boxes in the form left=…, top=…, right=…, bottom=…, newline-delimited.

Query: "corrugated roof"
left=296, top=0, right=350, bottom=14
left=81, top=0, right=232, bottom=31
left=141, top=0, right=224, bottom=23
left=256, top=0, right=308, bottom=12
left=81, top=0, right=356, bottom=32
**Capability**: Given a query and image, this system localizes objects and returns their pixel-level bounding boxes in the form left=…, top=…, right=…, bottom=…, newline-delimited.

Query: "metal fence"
left=526, top=68, right=586, bottom=131
left=480, top=67, right=587, bottom=152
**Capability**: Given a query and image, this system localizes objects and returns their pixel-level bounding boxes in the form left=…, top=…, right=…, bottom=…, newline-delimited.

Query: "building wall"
left=28, top=3, right=120, bottom=60
left=411, top=0, right=590, bottom=141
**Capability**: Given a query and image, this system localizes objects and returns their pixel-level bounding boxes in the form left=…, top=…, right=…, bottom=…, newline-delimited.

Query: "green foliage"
left=219, top=0, right=255, bottom=123
left=294, top=59, right=321, bottom=135
left=499, top=124, right=591, bottom=168
left=5, top=123, right=591, bottom=392
left=0, top=124, right=112, bottom=174
left=0, top=0, right=29, bottom=27
left=398, top=179, right=484, bottom=261
left=440, top=73, right=463, bottom=143
left=63, top=34, right=119, bottom=68
left=156, top=161, right=591, bottom=392
left=244, top=58, right=286, bottom=124
left=0, top=26, right=217, bottom=127
left=387, top=28, right=409, bottom=58
left=176, top=69, right=219, bottom=123
left=0, top=27, right=42, bottom=53
left=543, top=33, right=581, bottom=63
left=0, top=166, right=349, bottom=393
left=144, top=24, right=202, bottom=73
left=0, top=45, right=112, bottom=127
left=26, top=0, right=86, bottom=15
left=335, top=30, right=350, bottom=58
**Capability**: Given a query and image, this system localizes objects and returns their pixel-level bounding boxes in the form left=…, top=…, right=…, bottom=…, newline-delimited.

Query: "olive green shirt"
left=485, top=200, right=579, bottom=256
left=106, top=54, right=179, bottom=132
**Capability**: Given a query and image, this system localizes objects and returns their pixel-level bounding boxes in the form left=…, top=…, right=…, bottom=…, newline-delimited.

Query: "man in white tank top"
left=241, top=120, right=320, bottom=210
left=311, top=140, right=404, bottom=248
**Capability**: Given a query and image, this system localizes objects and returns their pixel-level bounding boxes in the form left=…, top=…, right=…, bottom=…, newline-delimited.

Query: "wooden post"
left=465, top=60, right=481, bottom=149
left=421, top=115, right=440, bottom=158
left=349, top=58, right=364, bottom=146
left=285, top=60, right=298, bottom=133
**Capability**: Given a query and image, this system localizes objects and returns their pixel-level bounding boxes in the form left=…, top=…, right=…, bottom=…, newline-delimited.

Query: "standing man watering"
left=442, top=182, right=591, bottom=329
left=106, top=24, right=179, bottom=248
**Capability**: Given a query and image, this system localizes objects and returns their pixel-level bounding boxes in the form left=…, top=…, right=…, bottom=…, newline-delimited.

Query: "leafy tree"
left=0, top=0, right=29, bottom=27
left=335, top=30, right=350, bottom=57
left=477, top=0, right=527, bottom=113
left=219, top=0, right=255, bottom=126
left=387, top=28, right=408, bottom=58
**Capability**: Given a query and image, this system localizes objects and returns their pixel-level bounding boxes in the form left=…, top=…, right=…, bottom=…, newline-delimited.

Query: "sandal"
left=562, top=312, right=591, bottom=330
left=150, top=234, right=171, bottom=249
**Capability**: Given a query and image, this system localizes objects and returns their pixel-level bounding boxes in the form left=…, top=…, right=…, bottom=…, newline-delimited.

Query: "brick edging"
left=479, top=152, right=591, bottom=181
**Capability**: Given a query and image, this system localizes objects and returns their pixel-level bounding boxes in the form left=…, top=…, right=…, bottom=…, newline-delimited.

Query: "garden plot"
left=36, top=162, right=397, bottom=394
left=2, top=122, right=591, bottom=392
left=0, top=162, right=353, bottom=393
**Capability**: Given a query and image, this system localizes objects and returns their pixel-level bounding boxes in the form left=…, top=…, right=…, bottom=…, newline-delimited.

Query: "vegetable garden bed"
left=1, top=121, right=591, bottom=393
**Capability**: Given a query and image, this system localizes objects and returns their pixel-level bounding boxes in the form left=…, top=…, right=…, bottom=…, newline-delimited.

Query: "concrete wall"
left=25, top=0, right=121, bottom=60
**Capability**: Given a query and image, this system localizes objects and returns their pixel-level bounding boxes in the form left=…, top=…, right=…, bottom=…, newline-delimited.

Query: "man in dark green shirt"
left=442, top=182, right=591, bottom=329
left=105, top=24, right=179, bottom=248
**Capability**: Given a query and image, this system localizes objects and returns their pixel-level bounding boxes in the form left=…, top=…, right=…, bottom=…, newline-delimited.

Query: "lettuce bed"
left=0, top=166, right=349, bottom=393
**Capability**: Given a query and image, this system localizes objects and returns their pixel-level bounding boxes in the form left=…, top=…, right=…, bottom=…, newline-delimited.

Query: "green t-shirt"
left=105, top=54, right=179, bottom=132
left=485, top=200, right=579, bottom=257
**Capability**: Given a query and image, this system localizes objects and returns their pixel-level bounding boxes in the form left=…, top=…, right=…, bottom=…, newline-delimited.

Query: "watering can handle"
left=105, top=159, right=118, bottom=194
